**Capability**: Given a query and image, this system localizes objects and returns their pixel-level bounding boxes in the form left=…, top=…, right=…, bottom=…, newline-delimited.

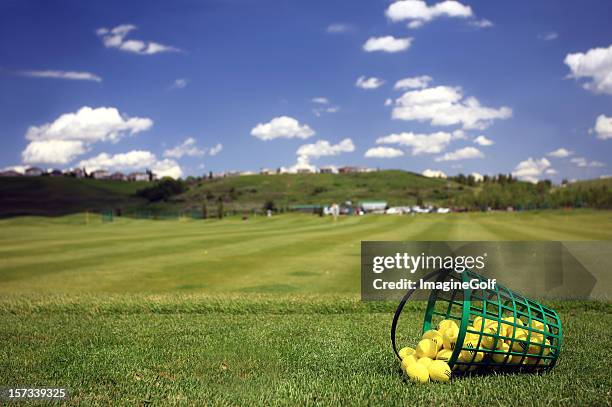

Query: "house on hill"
left=296, top=168, right=314, bottom=174
left=110, top=172, right=126, bottom=181
left=69, top=168, right=86, bottom=178
left=25, top=167, right=44, bottom=176
left=319, top=166, right=338, bottom=174
left=128, top=172, right=149, bottom=181
left=91, top=170, right=110, bottom=179
left=338, top=166, right=358, bottom=174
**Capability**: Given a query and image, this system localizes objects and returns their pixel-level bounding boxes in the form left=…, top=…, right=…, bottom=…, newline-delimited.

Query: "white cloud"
left=473, top=135, right=494, bottom=146
left=422, top=169, right=447, bottom=178
left=20, top=106, right=153, bottom=165
left=311, top=97, right=339, bottom=116
left=545, top=168, right=558, bottom=175
left=356, top=76, right=385, bottom=89
left=19, top=70, right=102, bottom=82
left=2, top=165, right=27, bottom=174
left=311, top=97, right=329, bottom=104
left=547, top=148, right=573, bottom=158
left=364, top=146, right=404, bottom=158
left=25, top=106, right=152, bottom=143
left=384, top=98, right=393, bottom=106
left=363, top=36, right=412, bottom=53
left=512, top=157, right=551, bottom=183
left=296, top=138, right=355, bottom=159
left=287, top=155, right=317, bottom=174
left=251, top=116, right=315, bottom=140
left=209, top=143, right=223, bottom=156
left=171, top=78, right=188, bottom=89
left=386, top=0, right=473, bottom=29
left=377, top=131, right=452, bottom=155
left=435, top=146, right=484, bottom=161
left=570, top=157, right=605, bottom=168
left=538, top=31, right=558, bottom=41
left=288, top=139, right=354, bottom=173
left=469, top=19, right=493, bottom=28
left=96, top=24, right=180, bottom=55
left=79, top=150, right=157, bottom=170
left=471, top=172, right=484, bottom=182
left=22, top=140, right=88, bottom=164
left=163, top=137, right=205, bottom=159
left=78, top=150, right=182, bottom=179
left=151, top=158, right=183, bottom=179
left=326, top=23, right=352, bottom=33
left=451, top=129, right=467, bottom=140
left=564, top=44, right=612, bottom=94
left=394, top=75, right=433, bottom=90
left=391, top=85, right=512, bottom=130
left=593, top=114, right=612, bottom=139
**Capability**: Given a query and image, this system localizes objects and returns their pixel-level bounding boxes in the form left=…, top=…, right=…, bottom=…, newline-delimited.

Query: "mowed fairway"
left=1, top=210, right=611, bottom=295
left=1, top=211, right=611, bottom=405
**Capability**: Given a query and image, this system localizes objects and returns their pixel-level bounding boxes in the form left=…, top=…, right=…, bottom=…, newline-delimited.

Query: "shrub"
left=136, top=178, right=186, bottom=202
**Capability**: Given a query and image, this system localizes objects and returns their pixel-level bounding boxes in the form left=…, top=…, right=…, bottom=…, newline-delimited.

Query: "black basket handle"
left=390, top=269, right=448, bottom=360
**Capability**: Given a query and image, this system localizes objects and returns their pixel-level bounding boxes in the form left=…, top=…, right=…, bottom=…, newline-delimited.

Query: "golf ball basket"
left=392, top=269, right=563, bottom=375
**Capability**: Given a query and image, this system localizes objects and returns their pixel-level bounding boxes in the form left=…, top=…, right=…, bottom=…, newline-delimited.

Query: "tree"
left=416, top=191, right=424, bottom=207
left=263, top=200, right=276, bottom=212
left=217, top=199, right=224, bottom=219
left=202, top=202, right=208, bottom=219
left=136, top=178, right=186, bottom=202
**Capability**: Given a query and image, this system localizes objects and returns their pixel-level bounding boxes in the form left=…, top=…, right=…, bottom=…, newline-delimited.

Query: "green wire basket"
left=392, top=269, right=563, bottom=374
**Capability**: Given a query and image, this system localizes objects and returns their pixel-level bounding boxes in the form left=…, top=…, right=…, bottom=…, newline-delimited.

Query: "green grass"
left=1, top=211, right=611, bottom=405
left=1, top=298, right=610, bottom=405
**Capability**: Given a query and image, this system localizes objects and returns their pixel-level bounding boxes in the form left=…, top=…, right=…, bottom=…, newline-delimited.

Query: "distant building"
left=338, top=166, right=358, bottom=174
left=0, top=170, right=22, bottom=177
left=128, top=172, right=149, bottom=182
left=260, top=168, right=274, bottom=175
left=359, top=201, right=388, bottom=213
left=71, top=168, right=86, bottom=178
left=25, top=167, right=44, bottom=176
left=319, top=166, right=338, bottom=174
left=91, top=170, right=110, bottom=179
left=357, top=167, right=377, bottom=173
left=110, top=172, right=126, bottom=181
left=296, top=168, right=314, bottom=174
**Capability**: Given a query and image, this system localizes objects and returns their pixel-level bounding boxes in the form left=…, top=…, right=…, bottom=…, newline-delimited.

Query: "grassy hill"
left=0, top=176, right=149, bottom=217
left=0, top=171, right=462, bottom=216
left=178, top=170, right=462, bottom=211
left=1, top=172, right=609, bottom=217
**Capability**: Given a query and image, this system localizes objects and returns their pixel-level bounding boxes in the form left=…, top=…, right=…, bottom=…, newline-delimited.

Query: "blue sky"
left=0, top=0, right=611, bottom=181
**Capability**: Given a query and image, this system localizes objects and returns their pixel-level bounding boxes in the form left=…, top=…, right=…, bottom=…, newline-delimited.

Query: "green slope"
left=0, top=176, right=149, bottom=217
left=0, top=171, right=459, bottom=216
left=180, top=170, right=458, bottom=211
